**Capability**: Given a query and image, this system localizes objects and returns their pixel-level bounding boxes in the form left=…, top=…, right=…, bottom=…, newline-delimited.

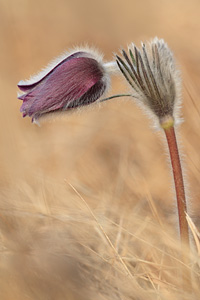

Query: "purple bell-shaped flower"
left=18, top=48, right=115, bottom=123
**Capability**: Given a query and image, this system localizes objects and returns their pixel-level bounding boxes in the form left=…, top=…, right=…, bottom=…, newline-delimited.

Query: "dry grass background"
left=0, top=0, right=200, bottom=299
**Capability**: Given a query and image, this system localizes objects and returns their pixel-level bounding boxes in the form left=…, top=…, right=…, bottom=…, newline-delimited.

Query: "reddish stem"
left=164, top=126, right=189, bottom=248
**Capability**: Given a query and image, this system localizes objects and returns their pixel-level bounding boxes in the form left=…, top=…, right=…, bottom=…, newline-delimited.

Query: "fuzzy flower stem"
left=163, top=123, right=189, bottom=248
left=103, top=61, right=119, bottom=73
left=100, top=93, right=133, bottom=103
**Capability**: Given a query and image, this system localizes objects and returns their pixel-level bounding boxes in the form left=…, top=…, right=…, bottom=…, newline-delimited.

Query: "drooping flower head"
left=18, top=48, right=116, bottom=123
left=116, top=38, right=181, bottom=129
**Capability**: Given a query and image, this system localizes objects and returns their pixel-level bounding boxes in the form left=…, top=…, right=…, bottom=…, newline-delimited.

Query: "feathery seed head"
left=116, top=38, right=181, bottom=128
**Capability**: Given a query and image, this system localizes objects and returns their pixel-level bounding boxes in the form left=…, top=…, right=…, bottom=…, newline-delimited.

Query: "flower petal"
left=17, top=52, right=87, bottom=92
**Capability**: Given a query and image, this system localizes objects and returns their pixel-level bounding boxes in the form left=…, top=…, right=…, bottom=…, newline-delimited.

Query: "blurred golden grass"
left=0, top=0, right=200, bottom=298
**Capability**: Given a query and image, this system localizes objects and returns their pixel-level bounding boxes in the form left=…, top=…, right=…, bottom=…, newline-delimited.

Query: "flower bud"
left=18, top=48, right=113, bottom=123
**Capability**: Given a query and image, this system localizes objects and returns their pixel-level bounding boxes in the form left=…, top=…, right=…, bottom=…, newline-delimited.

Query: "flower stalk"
left=161, top=117, right=190, bottom=248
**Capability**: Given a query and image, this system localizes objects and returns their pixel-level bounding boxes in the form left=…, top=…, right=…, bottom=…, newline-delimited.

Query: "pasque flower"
left=18, top=48, right=116, bottom=123
left=117, top=38, right=190, bottom=255
left=116, top=37, right=181, bottom=128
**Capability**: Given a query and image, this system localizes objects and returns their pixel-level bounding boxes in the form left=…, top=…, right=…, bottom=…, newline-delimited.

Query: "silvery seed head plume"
left=116, top=37, right=181, bottom=127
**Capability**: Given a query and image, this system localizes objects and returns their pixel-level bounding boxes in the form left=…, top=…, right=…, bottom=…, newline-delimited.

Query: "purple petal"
left=17, top=52, right=86, bottom=92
